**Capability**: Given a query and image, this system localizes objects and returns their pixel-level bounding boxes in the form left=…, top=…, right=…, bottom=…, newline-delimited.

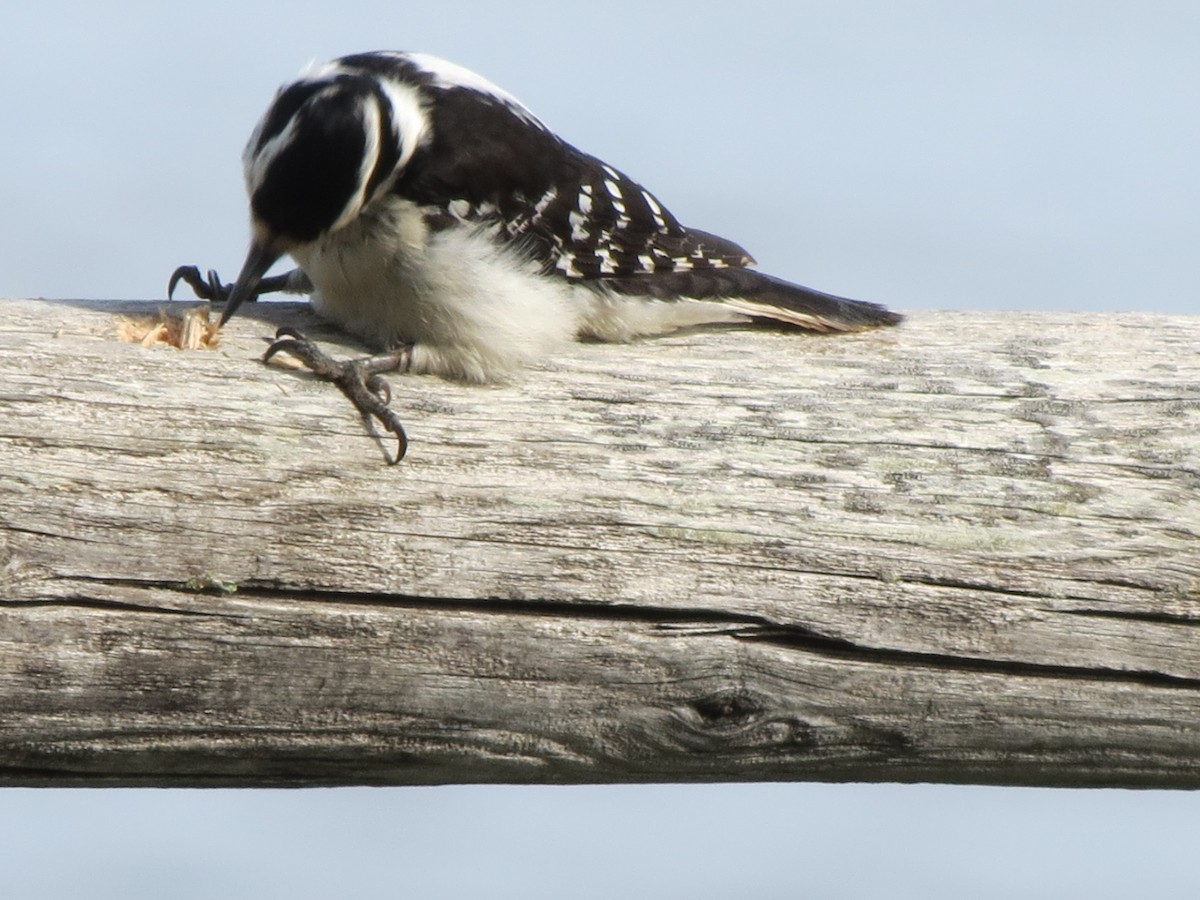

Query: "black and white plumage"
left=173, top=51, right=900, bottom=387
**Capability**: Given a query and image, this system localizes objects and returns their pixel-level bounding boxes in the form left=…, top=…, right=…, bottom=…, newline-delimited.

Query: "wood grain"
left=1, top=298, right=1198, bottom=787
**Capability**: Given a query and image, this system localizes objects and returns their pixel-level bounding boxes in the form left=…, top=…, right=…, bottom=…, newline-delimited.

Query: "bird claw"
left=168, top=265, right=232, bottom=303
left=264, top=327, right=410, bottom=464
left=364, top=373, right=393, bottom=406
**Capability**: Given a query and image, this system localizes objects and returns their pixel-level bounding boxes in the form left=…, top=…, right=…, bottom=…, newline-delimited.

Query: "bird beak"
left=219, top=237, right=283, bottom=326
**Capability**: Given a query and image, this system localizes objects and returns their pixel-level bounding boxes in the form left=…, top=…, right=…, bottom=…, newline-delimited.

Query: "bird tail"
left=719, top=270, right=902, bottom=332
left=607, top=268, right=901, bottom=333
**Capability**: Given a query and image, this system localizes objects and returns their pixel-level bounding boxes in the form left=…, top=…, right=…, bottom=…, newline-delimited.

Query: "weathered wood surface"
left=0, top=298, right=1198, bottom=788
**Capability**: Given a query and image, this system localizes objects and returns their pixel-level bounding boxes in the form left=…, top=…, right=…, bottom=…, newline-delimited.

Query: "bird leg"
left=264, top=327, right=413, bottom=464
left=170, top=266, right=410, bottom=463
left=168, top=265, right=311, bottom=305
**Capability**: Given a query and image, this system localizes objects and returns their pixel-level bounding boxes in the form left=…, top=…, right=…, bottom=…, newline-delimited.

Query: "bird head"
left=219, top=71, right=413, bottom=324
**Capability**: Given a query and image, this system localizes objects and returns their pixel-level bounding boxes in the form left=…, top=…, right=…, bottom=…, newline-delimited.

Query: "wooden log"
left=0, top=298, right=1198, bottom=787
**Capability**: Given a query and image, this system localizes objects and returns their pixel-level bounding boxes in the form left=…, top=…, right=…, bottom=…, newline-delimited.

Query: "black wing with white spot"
left=502, top=155, right=757, bottom=282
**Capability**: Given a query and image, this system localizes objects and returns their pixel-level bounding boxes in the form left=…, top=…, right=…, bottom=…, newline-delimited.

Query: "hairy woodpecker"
left=171, top=51, right=901, bottom=460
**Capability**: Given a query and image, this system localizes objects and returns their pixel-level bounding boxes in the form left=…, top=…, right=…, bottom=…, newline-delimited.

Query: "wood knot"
left=689, top=689, right=766, bottom=728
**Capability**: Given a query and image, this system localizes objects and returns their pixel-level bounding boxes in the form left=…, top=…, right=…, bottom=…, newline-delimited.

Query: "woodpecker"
left=171, top=51, right=901, bottom=460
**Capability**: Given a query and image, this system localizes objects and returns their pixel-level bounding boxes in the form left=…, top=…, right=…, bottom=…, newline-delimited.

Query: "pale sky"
left=1, top=1, right=1197, bottom=313
left=1, top=2, right=1197, bottom=897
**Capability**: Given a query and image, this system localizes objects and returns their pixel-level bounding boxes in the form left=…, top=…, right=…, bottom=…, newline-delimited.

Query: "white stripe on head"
left=319, top=58, right=431, bottom=168
left=403, top=52, right=545, bottom=127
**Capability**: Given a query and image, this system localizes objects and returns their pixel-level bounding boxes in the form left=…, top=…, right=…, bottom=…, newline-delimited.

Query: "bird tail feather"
left=606, top=268, right=902, bottom=333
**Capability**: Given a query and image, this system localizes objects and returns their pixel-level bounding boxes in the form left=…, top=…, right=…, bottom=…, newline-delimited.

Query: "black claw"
left=263, top=328, right=410, bottom=464
left=262, top=338, right=303, bottom=366
left=168, top=265, right=198, bottom=299
left=379, top=411, right=409, bottom=465
left=168, top=264, right=230, bottom=303
left=365, top=373, right=393, bottom=406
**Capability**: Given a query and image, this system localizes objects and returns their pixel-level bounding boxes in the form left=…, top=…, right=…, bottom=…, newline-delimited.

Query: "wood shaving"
left=116, top=306, right=220, bottom=350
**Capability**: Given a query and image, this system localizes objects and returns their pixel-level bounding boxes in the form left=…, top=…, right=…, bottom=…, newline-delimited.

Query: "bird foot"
left=168, top=265, right=304, bottom=306
left=169, top=265, right=233, bottom=303
left=264, top=327, right=412, bottom=464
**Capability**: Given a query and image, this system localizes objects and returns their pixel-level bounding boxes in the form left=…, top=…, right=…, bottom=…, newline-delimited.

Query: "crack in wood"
left=1061, top=607, right=1200, bottom=627
left=735, top=624, right=1200, bottom=691
left=43, top=575, right=1200, bottom=693
left=0, top=523, right=105, bottom=544
left=894, top=571, right=1179, bottom=605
